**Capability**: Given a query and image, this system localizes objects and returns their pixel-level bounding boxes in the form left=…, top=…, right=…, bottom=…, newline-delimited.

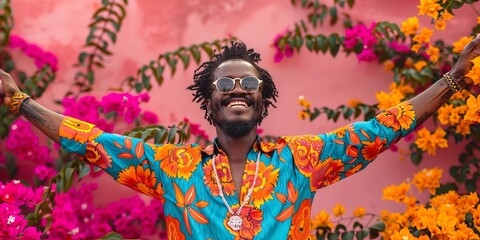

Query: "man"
left=1, top=38, right=479, bottom=239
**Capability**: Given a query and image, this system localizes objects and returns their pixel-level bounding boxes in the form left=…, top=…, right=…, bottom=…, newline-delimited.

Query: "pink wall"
left=10, top=0, right=477, bottom=217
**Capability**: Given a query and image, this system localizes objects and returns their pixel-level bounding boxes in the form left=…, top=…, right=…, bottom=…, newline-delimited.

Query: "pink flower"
left=272, top=29, right=294, bottom=63
left=142, top=111, right=159, bottom=124
left=34, top=165, right=57, bottom=181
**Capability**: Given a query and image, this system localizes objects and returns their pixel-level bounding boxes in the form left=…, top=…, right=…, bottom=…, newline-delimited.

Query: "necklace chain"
left=212, top=150, right=261, bottom=216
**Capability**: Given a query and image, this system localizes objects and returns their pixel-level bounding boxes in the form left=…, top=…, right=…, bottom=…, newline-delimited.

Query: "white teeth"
left=227, top=101, right=248, bottom=108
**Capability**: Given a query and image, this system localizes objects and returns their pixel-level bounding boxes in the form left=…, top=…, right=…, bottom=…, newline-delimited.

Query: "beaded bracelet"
left=443, top=72, right=462, bottom=93
left=9, top=92, right=30, bottom=114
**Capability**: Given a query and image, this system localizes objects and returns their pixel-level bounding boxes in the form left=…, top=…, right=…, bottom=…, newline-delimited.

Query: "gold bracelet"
left=9, top=92, right=31, bottom=114
left=443, top=72, right=462, bottom=93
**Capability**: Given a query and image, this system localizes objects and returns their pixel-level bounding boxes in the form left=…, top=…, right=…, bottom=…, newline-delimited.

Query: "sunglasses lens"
left=216, top=77, right=235, bottom=93
left=241, top=77, right=260, bottom=92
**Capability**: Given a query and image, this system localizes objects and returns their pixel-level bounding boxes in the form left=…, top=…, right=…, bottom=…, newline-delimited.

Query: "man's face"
left=208, top=59, right=264, bottom=137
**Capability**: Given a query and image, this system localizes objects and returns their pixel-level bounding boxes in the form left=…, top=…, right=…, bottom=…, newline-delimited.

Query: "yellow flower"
left=353, top=207, right=366, bottom=217
left=298, top=95, right=311, bottom=108
left=455, top=119, right=472, bottom=136
left=465, top=56, right=480, bottom=84
left=401, top=16, right=419, bottom=36
left=452, top=36, right=474, bottom=53
left=384, top=60, right=395, bottom=71
left=333, top=203, right=346, bottom=217
left=298, top=111, right=310, bottom=120
left=426, top=45, right=440, bottom=63
left=413, top=27, right=434, bottom=44
left=465, top=94, right=480, bottom=122
left=417, top=0, right=443, bottom=19
left=383, top=182, right=410, bottom=202
left=412, top=168, right=443, bottom=195
left=311, top=210, right=333, bottom=229
left=414, top=127, right=448, bottom=155
left=347, top=98, right=362, bottom=108
left=414, top=60, right=427, bottom=71
left=435, top=19, right=446, bottom=31
left=376, top=91, right=404, bottom=110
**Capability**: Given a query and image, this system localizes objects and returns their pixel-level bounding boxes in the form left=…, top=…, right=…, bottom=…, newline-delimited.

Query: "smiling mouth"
left=227, top=101, right=249, bottom=109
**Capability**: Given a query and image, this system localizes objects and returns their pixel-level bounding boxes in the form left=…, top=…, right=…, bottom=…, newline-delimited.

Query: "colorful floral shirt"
left=59, top=101, right=416, bottom=240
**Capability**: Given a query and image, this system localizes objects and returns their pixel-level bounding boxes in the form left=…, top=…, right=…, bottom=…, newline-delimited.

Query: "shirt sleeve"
left=280, top=101, right=417, bottom=192
left=58, top=116, right=202, bottom=203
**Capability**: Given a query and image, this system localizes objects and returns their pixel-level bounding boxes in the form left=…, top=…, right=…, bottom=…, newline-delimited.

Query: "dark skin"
left=206, top=59, right=264, bottom=196
left=1, top=35, right=480, bottom=199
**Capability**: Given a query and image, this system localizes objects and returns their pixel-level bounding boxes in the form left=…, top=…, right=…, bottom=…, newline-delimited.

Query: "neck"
left=215, top=127, right=258, bottom=163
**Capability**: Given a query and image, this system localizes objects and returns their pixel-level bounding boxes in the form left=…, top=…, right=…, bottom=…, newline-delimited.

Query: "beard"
left=215, top=119, right=258, bottom=138
left=211, top=98, right=263, bottom=138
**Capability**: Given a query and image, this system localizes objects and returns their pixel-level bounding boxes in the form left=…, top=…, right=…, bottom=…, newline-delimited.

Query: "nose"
left=229, top=78, right=247, bottom=94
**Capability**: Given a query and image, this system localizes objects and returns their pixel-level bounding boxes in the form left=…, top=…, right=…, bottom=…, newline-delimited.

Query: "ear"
left=206, top=99, right=211, bottom=114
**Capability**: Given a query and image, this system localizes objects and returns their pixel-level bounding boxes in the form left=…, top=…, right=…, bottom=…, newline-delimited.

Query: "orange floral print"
left=241, top=160, right=280, bottom=207
left=376, top=101, right=415, bottom=131
left=361, top=136, right=387, bottom=161
left=165, top=215, right=186, bottom=240
left=224, top=205, right=263, bottom=240
left=60, top=117, right=102, bottom=144
left=117, top=165, right=165, bottom=203
left=153, top=145, right=202, bottom=180
left=288, top=199, right=312, bottom=240
left=84, top=141, right=112, bottom=169
left=203, top=154, right=235, bottom=197
left=281, top=135, right=324, bottom=177
left=311, top=157, right=345, bottom=189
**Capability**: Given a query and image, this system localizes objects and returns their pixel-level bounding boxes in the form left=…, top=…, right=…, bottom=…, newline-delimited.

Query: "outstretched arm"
left=0, top=70, right=63, bottom=143
left=410, top=34, right=480, bottom=126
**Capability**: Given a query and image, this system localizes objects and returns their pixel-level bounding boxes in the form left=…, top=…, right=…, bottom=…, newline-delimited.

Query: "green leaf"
left=167, top=125, right=178, bottom=143
left=465, top=178, right=477, bottom=192
left=142, top=73, right=151, bottom=91
left=341, top=231, right=354, bottom=240
left=189, top=46, right=201, bottom=64
left=329, top=7, right=338, bottom=25
left=317, top=35, right=329, bottom=53
left=369, top=221, right=386, bottom=231
left=356, top=229, right=369, bottom=240
left=100, top=232, right=124, bottom=239
left=450, top=0, right=464, bottom=9
left=347, top=0, right=355, bottom=8
left=328, top=34, right=341, bottom=56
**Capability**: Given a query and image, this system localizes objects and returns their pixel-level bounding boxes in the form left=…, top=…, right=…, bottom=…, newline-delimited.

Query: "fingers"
left=0, top=69, right=20, bottom=96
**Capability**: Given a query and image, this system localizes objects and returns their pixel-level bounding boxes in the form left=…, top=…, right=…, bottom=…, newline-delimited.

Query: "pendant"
left=227, top=215, right=243, bottom=231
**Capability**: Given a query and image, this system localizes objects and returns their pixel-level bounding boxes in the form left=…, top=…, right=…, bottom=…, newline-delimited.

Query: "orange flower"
left=298, top=111, right=310, bottom=120
left=417, top=0, right=443, bottom=18
left=465, top=94, right=480, bottom=123
left=414, top=127, right=448, bottom=155
left=400, top=16, right=419, bottom=36
left=225, top=205, right=263, bottom=239
left=353, top=206, right=366, bottom=217
left=311, top=210, right=333, bottom=229
left=84, top=141, right=112, bottom=169
left=203, top=154, right=235, bottom=197
left=383, top=182, right=410, bottom=202
left=241, top=161, right=279, bottom=207
left=452, top=36, right=474, bottom=53
left=413, top=27, right=434, bottom=44
left=298, top=95, right=311, bottom=108
left=435, top=19, right=446, bottom=30
left=348, top=98, right=362, bottom=108
left=376, top=101, right=415, bottom=131
left=165, top=215, right=186, bottom=240
left=154, top=145, right=202, bottom=180
left=117, top=165, right=165, bottom=202
left=412, top=168, right=442, bottom=195
left=384, top=60, right=395, bottom=71
left=288, top=200, right=312, bottom=240
left=414, top=60, right=427, bottom=71
left=333, top=203, right=346, bottom=217
left=426, top=45, right=440, bottom=63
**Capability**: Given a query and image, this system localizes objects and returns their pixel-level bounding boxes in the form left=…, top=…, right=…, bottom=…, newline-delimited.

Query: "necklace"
left=212, top=150, right=261, bottom=231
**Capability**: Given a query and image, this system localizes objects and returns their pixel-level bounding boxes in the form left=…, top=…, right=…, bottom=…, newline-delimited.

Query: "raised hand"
left=450, top=34, right=480, bottom=86
left=0, top=69, right=22, bottom=107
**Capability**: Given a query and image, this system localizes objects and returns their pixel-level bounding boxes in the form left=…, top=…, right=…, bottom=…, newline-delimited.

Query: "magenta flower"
left=9, top=35, right=59, bottom=72
left=142, top=110, right=159, bottom=124
left=344, top=22, right=379, bottom=62
left=272, top=29, right=294, bottom=63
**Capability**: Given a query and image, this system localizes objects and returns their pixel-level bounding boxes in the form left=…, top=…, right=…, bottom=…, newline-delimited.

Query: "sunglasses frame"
left=212, top=76, right=263, bottom=94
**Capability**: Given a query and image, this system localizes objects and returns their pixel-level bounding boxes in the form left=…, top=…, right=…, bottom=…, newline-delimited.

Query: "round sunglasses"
left=212, top=76, right=263, bottom=94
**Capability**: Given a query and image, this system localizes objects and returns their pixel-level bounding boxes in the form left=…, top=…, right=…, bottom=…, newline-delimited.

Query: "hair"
left=187, top=41, right=279, bottom=124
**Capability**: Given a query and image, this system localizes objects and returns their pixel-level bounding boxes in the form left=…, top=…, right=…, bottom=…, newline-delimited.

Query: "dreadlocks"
left=187, top=41, right=279, bottom=125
